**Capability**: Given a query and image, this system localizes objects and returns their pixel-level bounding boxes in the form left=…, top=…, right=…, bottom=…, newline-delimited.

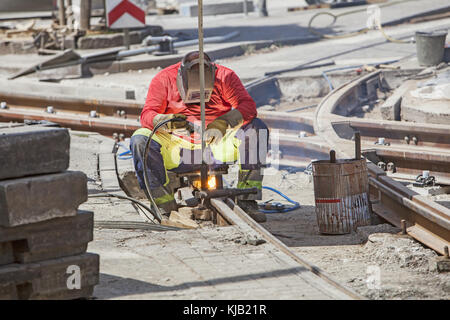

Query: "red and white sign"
left=106, top=0, right=146, bottom=29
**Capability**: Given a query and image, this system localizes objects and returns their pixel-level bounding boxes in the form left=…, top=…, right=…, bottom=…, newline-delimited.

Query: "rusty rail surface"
left=0, top=105, right=140, bottom=137
left=0, top=91, right=142, bottom=119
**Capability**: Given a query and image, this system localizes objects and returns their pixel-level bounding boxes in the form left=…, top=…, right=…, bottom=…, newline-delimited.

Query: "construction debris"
left=161, top=211, right=199, bottom=229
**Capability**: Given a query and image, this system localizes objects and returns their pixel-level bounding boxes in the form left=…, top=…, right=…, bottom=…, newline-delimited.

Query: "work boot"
left=145, top=186, right=178, bottom=216
left=158, top=199, right=178, bottom=216
left=237, top=200, right=267, bottom=223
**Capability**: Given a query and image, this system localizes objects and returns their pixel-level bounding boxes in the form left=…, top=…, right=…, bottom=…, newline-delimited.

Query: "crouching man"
left=130, top=51, right=269, bottom=222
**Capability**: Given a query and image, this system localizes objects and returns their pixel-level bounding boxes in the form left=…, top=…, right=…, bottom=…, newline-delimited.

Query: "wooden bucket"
left=312, top=156, right=371, bottom=234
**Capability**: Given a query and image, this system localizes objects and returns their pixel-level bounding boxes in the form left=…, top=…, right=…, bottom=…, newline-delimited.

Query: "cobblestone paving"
left=90, top=225, right=352, bottom=299
left=72, top=132, right=353, bottom=299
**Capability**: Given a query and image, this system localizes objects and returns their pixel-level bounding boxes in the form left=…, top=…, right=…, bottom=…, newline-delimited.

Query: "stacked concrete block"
left=0, top=125, right=99, bottom=300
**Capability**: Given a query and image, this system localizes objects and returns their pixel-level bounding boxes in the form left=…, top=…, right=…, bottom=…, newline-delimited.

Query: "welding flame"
left=193, top=176, right=217, bottom=190
left=207, top=176, right=216, bottom=190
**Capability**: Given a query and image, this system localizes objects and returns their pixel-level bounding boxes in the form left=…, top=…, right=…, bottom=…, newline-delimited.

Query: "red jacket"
left=140, top=62, right=257, bottom=130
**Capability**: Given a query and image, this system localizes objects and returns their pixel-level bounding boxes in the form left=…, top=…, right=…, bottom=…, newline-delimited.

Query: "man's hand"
left=205, top=119, right=228, bottom=144
left=205, top=109, right=244, bottom=145
left=153, top=113, right=187, bottom=132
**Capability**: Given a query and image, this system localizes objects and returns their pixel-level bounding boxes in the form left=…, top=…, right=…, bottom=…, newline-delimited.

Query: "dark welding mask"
left=177, top=52, right=216, bottom=104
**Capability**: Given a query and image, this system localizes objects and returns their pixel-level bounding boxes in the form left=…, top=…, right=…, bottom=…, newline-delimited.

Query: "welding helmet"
left=177, top=51, right=216, bottom=104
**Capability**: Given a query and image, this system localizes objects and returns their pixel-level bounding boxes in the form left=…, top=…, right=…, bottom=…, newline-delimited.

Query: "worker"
left=130, top=51, right=269, bottom=222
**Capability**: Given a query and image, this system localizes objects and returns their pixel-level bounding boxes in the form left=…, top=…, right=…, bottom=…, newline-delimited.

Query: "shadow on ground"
left=262, top=205, right=365, bottom=247
left=435, top=200, right=450, bottom=209
left=94, top=266, right=307, bottom=299
left=165, top=24, right=332, bottom=43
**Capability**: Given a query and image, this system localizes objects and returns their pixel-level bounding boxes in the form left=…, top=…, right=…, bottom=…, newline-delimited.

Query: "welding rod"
left=330, top=150, right=336, bottom=163
left=354, top=131, right=361, bottom=160
left=196, top=188, right=258, bottom=200
left=198, top=0, right=208, bottom=191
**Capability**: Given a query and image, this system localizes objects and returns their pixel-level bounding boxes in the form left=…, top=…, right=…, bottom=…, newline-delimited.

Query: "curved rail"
left=313, top=71, right=450, bottom=255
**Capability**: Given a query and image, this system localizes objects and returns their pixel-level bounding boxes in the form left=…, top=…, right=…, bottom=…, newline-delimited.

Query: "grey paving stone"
left=0, top=282, right=18, bottom=299
left=0, top=253, right=99, bottom=300
left=0, top=210, right=93, bottom=265
left=91, top=225, right=354, bottom=299
left=98, top=153, right=116, bottom=172
left=0, top=126, right=70, bottom=180
left=0, top=171, right=87, bottom=227
left=99, top=169, right=121, bottom=192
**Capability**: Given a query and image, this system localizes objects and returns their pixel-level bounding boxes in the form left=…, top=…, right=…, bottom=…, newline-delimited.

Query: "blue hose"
left=117, top=142, right=133, bottom=160
left=259, top=186, right=300, bottom=214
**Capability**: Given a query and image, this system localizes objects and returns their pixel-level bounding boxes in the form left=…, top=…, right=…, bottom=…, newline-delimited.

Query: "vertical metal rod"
left=198, top=0, right=208, bottom=190
left=401, top=219, right=407, bottom=234
left=444, top=246, right=449, bottom=259
left=354, top=131, right=361, bottom=160
left=243, top=0, right=248, bottom=16
left=66, top=0, right=73, bottom=31
left=257, top=0, right=268, bottom=17
left=79, top=0, right=91, bottom=31
left=124, top=28, right=130, bottom=50
left=58, top=0, right=66, bottom=26
left=329, top=150, right=336, bottom=163
left=103, top=0, right=107, bottom=27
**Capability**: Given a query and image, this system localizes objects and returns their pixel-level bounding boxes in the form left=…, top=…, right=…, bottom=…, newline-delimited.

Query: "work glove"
left=205, top=109, right=244, bottom=145
left=204, top=119, right=228, bottom=145
left=153, top=113, right=187, bottom=132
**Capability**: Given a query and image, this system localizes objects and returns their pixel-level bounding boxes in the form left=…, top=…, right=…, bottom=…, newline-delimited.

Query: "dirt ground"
left=257, top=168, right=450, bottom=300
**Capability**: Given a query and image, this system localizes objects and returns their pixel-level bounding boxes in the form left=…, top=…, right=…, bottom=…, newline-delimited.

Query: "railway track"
left=314, top=70, right=450, bottom=256
left=1, top=70, right=449, bottom=258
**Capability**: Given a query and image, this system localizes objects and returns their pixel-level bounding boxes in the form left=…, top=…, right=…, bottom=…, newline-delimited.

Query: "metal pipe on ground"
left=8, top=29, right=236, bottom=79
left=80, top=0, right=91, bottom=31
left=354, top=131, right=361, bottom=160
left=58, top=0, right=66, bottom=26
left=131, top=31, right=241, bottom=59
left=198, top=0, right=208, bottom=191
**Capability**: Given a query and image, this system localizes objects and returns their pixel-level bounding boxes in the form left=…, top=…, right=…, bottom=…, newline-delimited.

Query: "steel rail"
left=3, top=101, right=447, bottom=183
left=0, top=92, right=142, bottom=119
left=0, top=107, right=140, bottom=137
left=210, top=198, right=364, bottom=300
left=333, top=118, right=450, bottom=149
left=313, top=70, right=450, bottom=255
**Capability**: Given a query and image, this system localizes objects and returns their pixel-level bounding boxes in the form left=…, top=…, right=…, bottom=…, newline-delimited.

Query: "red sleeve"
left=222, top=70, right=257, bottom=122
left=140, top=72, right=168, bottom=130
